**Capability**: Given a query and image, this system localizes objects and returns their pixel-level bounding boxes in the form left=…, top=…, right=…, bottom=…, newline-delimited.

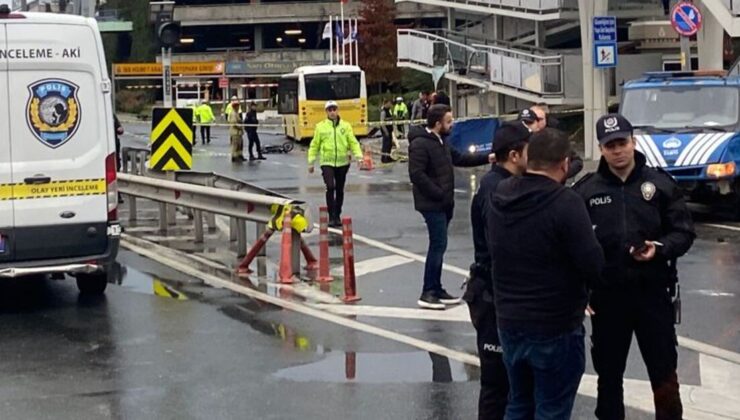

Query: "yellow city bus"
left=278, top=65, right=368, bottom=141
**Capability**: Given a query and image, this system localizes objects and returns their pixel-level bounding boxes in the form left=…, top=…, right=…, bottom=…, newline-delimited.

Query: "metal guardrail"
left=118, top=147, right=308, bottom=264
left=397, top=29, right=565, bottom=97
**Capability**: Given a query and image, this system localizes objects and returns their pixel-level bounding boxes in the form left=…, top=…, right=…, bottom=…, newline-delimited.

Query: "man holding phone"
left=573, top=114, right=695, bottom=419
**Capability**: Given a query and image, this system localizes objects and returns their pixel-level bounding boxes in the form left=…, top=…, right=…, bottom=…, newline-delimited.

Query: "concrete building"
left=394, top=0, right=732, bottom=121
left=167, top=0, right=446, bottom=103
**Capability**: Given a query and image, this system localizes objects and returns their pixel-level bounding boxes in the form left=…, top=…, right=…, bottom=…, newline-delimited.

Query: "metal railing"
left=723, top=0, right=740, bottom=15
left=118, top=147, right=308, bottom=265
left=397, top=29, right=565, bottom=96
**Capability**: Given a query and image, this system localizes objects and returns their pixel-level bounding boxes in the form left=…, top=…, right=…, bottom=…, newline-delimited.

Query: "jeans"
left=321, top=165, right=350, bottom=218
left=498, top=326, right=586, bottom=420
left=420, top=210, right=452, bottom=293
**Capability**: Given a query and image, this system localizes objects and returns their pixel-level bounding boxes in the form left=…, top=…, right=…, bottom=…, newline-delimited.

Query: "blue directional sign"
left=593, top=16, right=617, bottom=69
left=671, top=1, right=702, bottom=37
left=593, top=16, right=617, bottom=43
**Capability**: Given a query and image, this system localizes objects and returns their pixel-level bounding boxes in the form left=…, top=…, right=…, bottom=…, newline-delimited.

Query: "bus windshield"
left=304, top=72, right=361, bottom=100
left=622, top=86, right=739, bottom=129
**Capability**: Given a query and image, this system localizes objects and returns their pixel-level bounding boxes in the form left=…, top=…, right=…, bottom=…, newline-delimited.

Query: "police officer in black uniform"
left=464, top=122, right=531, bottom=419
left=573, top=114, right=695, bottom=420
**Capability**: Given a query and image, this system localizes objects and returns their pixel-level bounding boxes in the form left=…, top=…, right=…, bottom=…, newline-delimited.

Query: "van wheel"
left=76, top=272, right=108, bottom=295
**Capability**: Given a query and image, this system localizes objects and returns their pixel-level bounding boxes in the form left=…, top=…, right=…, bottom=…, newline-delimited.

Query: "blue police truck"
left=620, top=70, right=740, bottom=218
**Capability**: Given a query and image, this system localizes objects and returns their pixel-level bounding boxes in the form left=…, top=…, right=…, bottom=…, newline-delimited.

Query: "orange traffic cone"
left=360, top=145, right=374, bottom=171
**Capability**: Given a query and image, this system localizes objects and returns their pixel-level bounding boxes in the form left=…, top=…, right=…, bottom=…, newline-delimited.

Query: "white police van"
left=0, top=8, right=120, bottom=294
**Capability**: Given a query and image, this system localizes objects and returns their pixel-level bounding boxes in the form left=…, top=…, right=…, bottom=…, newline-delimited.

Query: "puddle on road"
left=274, top=351, right=476, bottom=383
left=220, top=303, right=477, bottom=384
left=115, top=265, right=187, bottom=300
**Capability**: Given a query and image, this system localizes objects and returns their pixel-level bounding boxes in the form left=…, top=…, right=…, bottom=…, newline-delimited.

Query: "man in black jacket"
left=524, top=105, right=584, bottom=179
left=408, top=104, right=492, bottom=309
left=244, top=103, right=265, bottom=161
left=488, top=128, right=605, bottom=419
left=464, top=121, right=530, bottom=419
left=573, top=114, right=695, bottom=420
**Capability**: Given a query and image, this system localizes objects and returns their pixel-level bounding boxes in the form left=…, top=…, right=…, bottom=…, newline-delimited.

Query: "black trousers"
left=200, top=125, right=211, bottom=143
left=247, top=129, right=262, bottom=158
left=464, top=274, right=509, bottom=420
left=381, top=127, right=393, bottom=162
left=321, top=165, right=349, bottom=219
left=590, top=286, right=682, bottom=420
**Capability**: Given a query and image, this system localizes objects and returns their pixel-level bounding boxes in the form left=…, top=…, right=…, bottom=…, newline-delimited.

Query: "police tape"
left=118, top=105, right=591, bottom=130
left=0, top=179, right=106, bottom=201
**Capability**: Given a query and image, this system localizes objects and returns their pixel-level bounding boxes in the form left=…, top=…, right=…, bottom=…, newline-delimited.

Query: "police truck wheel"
left=76, top=272, right=108, bottom=295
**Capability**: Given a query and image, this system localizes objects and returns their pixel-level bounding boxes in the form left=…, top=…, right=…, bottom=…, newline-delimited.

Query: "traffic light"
left=157, top=20, right=181, bottom=47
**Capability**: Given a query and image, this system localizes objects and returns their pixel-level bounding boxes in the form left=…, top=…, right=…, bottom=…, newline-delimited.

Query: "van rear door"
left=6, top=22, right=110, bottom=261
left=0, top=23, right=13, bottom=263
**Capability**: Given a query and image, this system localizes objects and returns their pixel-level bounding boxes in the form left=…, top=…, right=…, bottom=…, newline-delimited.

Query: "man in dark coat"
left=408, top=104, right=492, bottom=309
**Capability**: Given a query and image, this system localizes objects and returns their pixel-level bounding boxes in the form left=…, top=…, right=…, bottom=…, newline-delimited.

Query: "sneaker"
left=417, top=291, right=445, bottom=310
left=437, top=289, right=462, bottom=305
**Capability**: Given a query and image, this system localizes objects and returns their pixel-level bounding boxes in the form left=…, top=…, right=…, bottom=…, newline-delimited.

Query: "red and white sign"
left=218, top=76, right=229, bottom=89
left=671, top=1, right=703, bottom=37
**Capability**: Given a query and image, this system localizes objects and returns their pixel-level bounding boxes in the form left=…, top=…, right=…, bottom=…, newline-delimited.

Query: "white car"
left=0, top=8, right=120, bottom=294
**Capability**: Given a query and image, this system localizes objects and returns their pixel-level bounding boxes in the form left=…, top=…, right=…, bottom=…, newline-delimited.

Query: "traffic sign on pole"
left=671, top=1, right=702, bottom=37
left=593, top=16, right=617, bottom=69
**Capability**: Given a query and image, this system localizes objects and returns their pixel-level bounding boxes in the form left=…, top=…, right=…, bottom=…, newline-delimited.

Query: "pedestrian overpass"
left=397, top=29, right=584, bottom=105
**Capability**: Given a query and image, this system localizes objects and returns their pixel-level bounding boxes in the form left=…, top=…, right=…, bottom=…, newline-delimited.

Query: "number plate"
left=107, top=225, right=122, bottom=237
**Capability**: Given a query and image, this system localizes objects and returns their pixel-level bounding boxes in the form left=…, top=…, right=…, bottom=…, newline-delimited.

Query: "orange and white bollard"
left=341, top=217, right=361, bottom=302
left=278, top=209, right=296, bottom=284
left=236, top=228, right=274, bottom=276
left=317, top=206, right=333, bottom=283
left=300, top=239, right=318, bottom=271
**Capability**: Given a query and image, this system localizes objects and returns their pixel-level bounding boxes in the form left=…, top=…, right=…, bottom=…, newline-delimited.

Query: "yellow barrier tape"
left=0, top=179, right=106, bottom=201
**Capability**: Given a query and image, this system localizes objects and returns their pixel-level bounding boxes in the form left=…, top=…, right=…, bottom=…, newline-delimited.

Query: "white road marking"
left=688, top=289, right=736, bottom=298
left=701, top=223, right=740, bottom=232
left=120, top=235, right=480, bottom=366
left=319, top=224, right=740, bottom=365
left=314, top=303, right=470, bottom=322
left=330, top=255, right=413, bottom=278
left=319, top=224, right=469, bottom=277
left=122, top=235, right=740, bottom=418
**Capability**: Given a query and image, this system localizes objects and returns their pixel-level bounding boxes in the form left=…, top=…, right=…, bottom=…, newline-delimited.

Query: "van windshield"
left=622, top=86, right=739, bottom=129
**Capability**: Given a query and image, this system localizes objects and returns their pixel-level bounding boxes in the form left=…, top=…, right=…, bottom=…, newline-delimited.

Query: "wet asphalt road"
left=0, top=122, right=738, bottom=419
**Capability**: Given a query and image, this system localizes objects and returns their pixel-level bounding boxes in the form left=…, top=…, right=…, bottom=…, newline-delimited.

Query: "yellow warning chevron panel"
left=149, top=107, right=193, bottom=172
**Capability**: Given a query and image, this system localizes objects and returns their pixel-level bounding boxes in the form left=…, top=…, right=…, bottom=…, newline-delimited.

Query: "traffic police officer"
left=573, top=114, right=695, bottom=420
left=464, top=122, right=531, bottom=419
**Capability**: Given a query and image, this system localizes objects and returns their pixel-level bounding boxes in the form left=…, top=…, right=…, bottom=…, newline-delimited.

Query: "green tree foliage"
left=102, top=0, right=156, bottom=64
left=357, top=0, right=398, bottom=86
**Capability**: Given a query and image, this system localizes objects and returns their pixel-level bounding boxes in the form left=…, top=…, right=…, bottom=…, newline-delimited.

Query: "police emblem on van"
left=662, top=137, right=682, bottom=149
left=26, top=79, right=81, bottom=148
